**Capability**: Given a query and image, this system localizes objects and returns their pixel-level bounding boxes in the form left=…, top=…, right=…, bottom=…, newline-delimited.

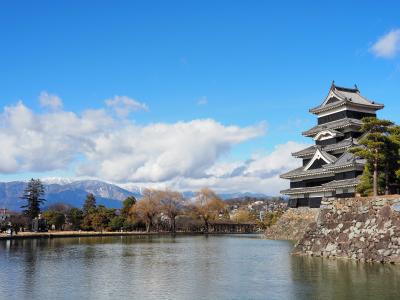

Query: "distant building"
left=0, top=208, right=13, bottom=222
left=280, top=82, right=384, bottom=208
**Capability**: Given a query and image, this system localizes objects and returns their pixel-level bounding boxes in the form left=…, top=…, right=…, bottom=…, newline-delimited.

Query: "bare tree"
left=130, top=189, right=161, bottom=232
left=48, top=202, right=72, bottom=214
left=193, top=188, right=226, bottom=233
left=159, top=189, right=185, bottom=233
left=232, top=209, right=256, bottom=223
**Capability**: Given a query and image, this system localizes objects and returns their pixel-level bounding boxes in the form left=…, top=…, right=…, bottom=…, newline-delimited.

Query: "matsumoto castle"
left=281, top=82, right=384, bottom=208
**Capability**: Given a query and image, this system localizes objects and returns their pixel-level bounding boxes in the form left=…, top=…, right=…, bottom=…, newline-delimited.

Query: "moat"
left=1, top=234, right=399, bottom=299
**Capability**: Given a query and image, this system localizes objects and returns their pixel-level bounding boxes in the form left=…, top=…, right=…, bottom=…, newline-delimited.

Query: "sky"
left=0, top=1, right=400, bottom=194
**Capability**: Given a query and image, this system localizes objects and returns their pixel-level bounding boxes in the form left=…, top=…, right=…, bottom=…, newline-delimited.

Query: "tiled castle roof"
left=280, top=166, right=333, bottom=179
left=321, top=176, right=361, bottom=188
left=323, top=151, right=365, bottom=170
left=280, top=176, right=360, bottom=195
left=280, top=151, right=364, bottom=179
left=302, top=118, right=363, bottom=137
left=309, top=83, right=384, bottom=114
left=292, top=138, right=354, bottom=157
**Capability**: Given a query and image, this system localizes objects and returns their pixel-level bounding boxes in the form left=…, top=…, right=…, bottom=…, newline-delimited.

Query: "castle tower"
left=280, top=82, right=384, bottom=208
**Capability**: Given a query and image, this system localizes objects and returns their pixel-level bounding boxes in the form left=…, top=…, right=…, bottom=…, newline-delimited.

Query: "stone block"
left=383, top=250, right=392, bottom=256
left=379, top=206, right=392, bottom=220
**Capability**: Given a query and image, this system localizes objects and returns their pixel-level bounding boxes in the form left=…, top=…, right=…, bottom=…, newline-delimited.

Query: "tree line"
left=63, top=187, right=231, bottom=233
left=3, top=180, right=258, bottom=233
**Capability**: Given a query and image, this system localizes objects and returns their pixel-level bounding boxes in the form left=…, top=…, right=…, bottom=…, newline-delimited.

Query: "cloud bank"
left=0, top=93, right=306, bottom=194
left=130, top=141, right=307, bottom=195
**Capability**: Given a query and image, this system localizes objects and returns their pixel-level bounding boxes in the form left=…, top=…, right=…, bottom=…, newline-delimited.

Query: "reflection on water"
left=1, top=235, right=399, bottom=300
left=291, top=255, right=400, bottom=299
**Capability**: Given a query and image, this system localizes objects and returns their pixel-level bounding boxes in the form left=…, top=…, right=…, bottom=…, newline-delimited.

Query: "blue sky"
left=0, top=1, right=399, bottom=193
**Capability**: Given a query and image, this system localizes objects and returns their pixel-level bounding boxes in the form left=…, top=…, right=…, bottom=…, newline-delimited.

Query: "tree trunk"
left=373, top=159, right=378, bottom=196
left=146, top=222, right=150, bottom=233
left=204, top=219, right=209, bottom=233
left=172, top=217, right=176, bottom=233
left=385, top=161, right=390, bottom=195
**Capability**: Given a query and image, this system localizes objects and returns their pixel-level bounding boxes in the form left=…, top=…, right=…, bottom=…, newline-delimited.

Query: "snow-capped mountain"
left=0, top=179, right=141, bottom=211
left=218, top=192, right=270, bottom=200
left=41, top=177, right=76, bottom=185
left=117, top=183, right=144, bottom=195
left=0, top=178, right=270, bottom=211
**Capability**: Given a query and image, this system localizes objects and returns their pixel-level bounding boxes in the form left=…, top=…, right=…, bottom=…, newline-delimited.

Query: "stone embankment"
left=293, top=196, right=400, bottom=264
left=264, top=208, right=318, bottom=241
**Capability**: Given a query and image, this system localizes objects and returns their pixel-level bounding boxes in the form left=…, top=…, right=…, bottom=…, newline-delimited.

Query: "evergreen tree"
left=121, top=196, right=137, bottom=218
left=42, top=210, right=65, bottom=230
left=83, top=193, right=96, bottom=215
left=389, top=125, right=400, bottom=185
left=382, top=133, right=400, bottom=194
left=90, top=205, right=112, bottom=232
left=20, top=178, right=46, bottom=219
left=68, top=208, right=84, bottom=230
left=109, top=216, right=125, bottom=231
left=350, top=117, right=393, bottom=196
left=356, top=164, right=373, bottom=196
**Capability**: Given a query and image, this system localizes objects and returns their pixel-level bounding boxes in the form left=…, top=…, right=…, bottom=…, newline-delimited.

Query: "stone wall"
left=264, top=208, right=319, bottom=241
left=293, top=196, right=400, bottom=264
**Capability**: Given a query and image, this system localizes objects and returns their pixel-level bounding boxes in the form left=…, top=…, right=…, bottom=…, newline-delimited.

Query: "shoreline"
left=0, top=230, right=259, bottom=241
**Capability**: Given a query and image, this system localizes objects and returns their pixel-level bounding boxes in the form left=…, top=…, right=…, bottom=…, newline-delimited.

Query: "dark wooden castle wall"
left=318, top=110, right=376, bottom=125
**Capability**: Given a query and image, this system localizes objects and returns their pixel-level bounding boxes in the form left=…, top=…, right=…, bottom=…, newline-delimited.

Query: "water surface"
left=1, top=234, right=399, bottom=299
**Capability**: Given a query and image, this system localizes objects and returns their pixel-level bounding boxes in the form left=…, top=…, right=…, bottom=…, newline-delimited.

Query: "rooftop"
left=302, top=118, right=363, bottom=137
left=321, top=176, right=361, bottom=188
left=280, top=176, right=360, bottom=195
left=323, top=151, right=366, bottom=170
left=292, top=138, right=354, bottom=157
left=280, top=166, right=334, bottom=179
left=281, top=151, right=364, bottom=179
left=309, top=82, right=384, bottom=114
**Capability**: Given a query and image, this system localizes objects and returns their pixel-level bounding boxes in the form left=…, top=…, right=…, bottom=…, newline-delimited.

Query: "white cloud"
left=39, top=91, right=63, bottom=110
left=0, top=97, right=268, bottom=186
left=371, top=29, right=400, bottom=58
left=105, top=95, right=148, bottom=117
left=119, top=141, right=308, bottom=195
left=77, top=119, right=266, bottom=183
left=197, top=96, right=208, bottom=105
left=0, top=93, right=307, bottom=195
left=244, top=141, right=306, bottom=178
left=0, top=101, right=113, bottom=173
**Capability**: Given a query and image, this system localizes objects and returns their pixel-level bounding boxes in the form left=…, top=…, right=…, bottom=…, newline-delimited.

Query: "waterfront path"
left=0, top=230, right=164, bottom=240
left=0, top=229, right=257, bottom=240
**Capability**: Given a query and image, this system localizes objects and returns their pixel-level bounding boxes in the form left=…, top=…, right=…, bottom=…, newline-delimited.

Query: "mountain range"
left=0, top=180, right=139, bottom=211
left=0, top=179, right=269, bottom=211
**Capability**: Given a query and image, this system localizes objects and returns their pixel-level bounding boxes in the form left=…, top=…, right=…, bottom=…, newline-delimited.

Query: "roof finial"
left=331, top=80, right=335, bottom=89
left=354, top=84, right=358, bottom=91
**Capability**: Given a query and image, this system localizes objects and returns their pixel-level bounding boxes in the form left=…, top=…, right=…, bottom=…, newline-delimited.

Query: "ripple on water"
left=1, top=235, right=400, bottom=300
